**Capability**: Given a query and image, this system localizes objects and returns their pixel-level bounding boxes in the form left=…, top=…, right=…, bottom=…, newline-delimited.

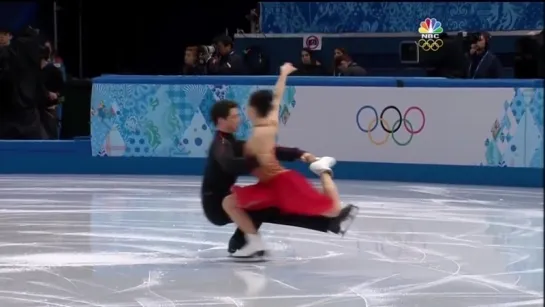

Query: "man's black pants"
left=202, top=194, right=332, bottom=233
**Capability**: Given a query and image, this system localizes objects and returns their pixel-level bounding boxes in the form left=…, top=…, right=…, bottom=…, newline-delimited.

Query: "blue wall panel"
left=260, top=2, right=544, bottom=34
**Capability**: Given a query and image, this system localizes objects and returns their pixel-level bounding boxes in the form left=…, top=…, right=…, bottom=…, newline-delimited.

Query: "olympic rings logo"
left=356, top=105, right=426, bottom=146
left=418, top=39, right=443, bottom=51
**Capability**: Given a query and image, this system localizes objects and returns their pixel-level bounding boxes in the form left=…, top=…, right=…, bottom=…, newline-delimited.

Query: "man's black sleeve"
left=213, top=138, right=258, bottom=176
left=275, top=146, right=305, bottom=161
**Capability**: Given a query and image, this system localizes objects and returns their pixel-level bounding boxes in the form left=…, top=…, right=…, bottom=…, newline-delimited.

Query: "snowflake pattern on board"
left=91, top=84, right=298, bottom=157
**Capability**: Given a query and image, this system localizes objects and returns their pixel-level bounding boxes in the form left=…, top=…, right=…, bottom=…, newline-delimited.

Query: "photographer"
left=207, top=35, right=245, bottom=75
left=468, top=32, right=503, bottom=79
left=333, top=54, right=367, bottom=76
left=0, top=26, right=46, bottom=140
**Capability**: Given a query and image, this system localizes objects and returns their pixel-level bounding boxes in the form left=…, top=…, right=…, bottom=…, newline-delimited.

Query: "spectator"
left=0, top=28, right=12, bottom=47
left=468, top=32, right=502, bottom=78
left=332, top=47, right=347, bottom=76
left=208, top=35, right=245, bottom=75
left=294, top=48, right=324, bottom=76
left=335, top=54, right=367, bottom=76
left=44, top=40, right=66, bottom=80
left=181, top=46, right=202, bottom=75
left=39, top=44, right=64, bottom=139
left=0, top=26, right=46, bottom=140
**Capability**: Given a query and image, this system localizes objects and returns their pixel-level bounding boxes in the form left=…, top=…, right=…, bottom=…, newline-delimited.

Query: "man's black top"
left=210, top=51, right=246, bottom=75
left=468, top=51, right=502, bottom=78
left=201, top=131, right=304, bottom=222
left=40, top=62, right=64, bottom=107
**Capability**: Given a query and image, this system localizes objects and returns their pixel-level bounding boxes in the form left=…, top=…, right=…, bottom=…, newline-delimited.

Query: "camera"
left=197, top=44, right=216, bottom=64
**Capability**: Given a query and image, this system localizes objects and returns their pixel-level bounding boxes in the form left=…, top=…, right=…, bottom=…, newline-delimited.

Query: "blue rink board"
left=93, top=75, right=544, bottom=88
left=0, top=140, right=541, bottom=188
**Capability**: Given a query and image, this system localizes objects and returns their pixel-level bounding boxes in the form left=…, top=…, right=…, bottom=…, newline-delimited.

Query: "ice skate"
left=230, top=234, right=267, bottom=258
left=310, top=156, right=337, bottom=176
left=329, top=204, right=359, bottom=236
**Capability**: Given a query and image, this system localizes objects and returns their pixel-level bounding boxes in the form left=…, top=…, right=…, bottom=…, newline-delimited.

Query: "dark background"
left=34, top=0, right=258, bottom=77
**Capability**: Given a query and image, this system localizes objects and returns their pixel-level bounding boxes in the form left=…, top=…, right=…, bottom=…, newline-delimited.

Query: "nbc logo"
left=418, top=18, right=443, bottom=40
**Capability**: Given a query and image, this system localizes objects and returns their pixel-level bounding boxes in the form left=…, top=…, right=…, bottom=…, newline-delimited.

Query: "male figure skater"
left=222, top=63, right=358, bottom=258
left=201, top=100, right=355, bottom=254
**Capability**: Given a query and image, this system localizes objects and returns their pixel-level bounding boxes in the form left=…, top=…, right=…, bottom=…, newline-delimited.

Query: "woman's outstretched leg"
left=309, top=157, right=359, bottom=233
left=309, top=157, right=343, bottom=217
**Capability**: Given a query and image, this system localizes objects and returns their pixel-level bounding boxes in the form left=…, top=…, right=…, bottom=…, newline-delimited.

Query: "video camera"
left=197, top=44, right=216, bottom=64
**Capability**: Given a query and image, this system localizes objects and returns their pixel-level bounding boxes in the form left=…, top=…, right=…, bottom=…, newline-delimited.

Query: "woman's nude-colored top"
left=249, top=150, right=286, bottom=182
left=245, top=124, right=286, bottom=182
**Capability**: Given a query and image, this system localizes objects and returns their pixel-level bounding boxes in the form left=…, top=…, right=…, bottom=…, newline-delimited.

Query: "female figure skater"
left=222, top=63, right=358, bottom=258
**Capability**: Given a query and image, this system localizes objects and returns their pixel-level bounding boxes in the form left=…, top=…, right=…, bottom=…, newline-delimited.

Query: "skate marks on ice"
left=0, top=175, right=542, bottom=306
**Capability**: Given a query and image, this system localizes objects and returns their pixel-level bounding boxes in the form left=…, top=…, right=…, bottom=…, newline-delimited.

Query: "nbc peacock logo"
left=419, top=18, right=443, bottom=37
left=417, top=18, right=444, bottom=51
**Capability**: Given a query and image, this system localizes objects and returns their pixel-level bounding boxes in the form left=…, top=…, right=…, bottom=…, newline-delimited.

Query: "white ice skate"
left=310, top=156, right=337, bottom=176
left=230, top=234, right=267, bottom=259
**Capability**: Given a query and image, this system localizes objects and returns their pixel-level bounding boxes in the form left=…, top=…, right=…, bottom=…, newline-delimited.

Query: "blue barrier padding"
left=92, top=76, right=399, bottom=87
left=0, top=141, right=542, bottom=188
left=92, top=75, right=544, bottom=88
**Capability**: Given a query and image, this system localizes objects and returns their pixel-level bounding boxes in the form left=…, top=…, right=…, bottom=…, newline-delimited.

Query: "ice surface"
left=0, top=175, right=542, bottom=307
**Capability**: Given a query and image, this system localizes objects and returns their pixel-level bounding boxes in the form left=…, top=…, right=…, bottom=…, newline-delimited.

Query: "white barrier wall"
left=279, top=87, right=542, bottom=168
left=83, top=76, right=544, bottom=187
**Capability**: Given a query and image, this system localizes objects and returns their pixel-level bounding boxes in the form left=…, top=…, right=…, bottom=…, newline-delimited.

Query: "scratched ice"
left=0, top=175, right=542, bottom=307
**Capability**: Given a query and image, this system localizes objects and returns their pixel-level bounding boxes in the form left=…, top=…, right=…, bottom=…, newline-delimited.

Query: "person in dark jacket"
left=468, top=32, right=503, bottom=79
left=39, top=45, right=64, bottom=139
left=294, top=48, right=324, bottom=76
left=0, top=26, right=46, bottom=140
left=335, top=54, right=367, bottom=76
left=202, top=100, right=354, bottom=253
left=332, top=47, right=348, bottom=76
left=207, top=35, right=246, bottom=75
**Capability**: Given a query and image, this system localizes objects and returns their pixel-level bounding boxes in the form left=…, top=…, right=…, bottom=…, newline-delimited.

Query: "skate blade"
left=229, top=250, right=267, bottom=262
left=229, top=251, right=267, bottom=259
left=339, top=205, right=359, bottom=237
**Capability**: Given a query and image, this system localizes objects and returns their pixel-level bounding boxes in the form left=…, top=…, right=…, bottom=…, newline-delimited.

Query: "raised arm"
left=267, top=63, right=297, bottom=124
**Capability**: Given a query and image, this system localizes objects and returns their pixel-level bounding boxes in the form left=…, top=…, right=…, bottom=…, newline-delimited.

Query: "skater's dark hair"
left=248, top=90, right=273, bottom=117
left=211, top=100, right=238, bottom=124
